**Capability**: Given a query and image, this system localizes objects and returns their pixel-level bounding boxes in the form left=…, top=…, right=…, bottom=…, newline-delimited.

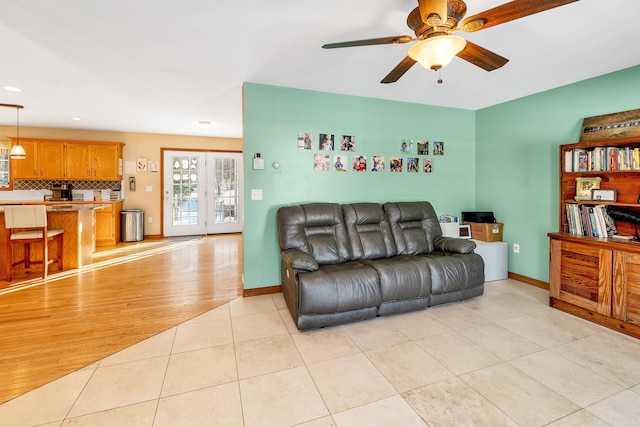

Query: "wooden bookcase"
left=550, top=135, right=640, bottom=338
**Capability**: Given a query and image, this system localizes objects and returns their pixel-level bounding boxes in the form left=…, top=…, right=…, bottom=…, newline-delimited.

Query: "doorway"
left=162, top=150, right=243, bottom=237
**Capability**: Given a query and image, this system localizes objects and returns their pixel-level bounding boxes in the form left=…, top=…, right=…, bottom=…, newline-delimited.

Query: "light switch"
left=145, top=185, right=152, bottom=192
left=251, top=189, right=263, bottom=200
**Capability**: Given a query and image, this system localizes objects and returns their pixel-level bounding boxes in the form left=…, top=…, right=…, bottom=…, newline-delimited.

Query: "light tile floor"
left=3, top=279, right=640, bottom=426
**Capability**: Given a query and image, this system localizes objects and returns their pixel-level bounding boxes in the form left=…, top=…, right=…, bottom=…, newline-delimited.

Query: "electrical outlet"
left=148, top=217, right=152, bottom=223
left=513, top=243, right=520, bottom=253
left=251, top=189, right=263, bottom=200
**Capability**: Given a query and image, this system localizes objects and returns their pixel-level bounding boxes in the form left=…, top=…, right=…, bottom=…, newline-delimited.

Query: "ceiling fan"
left=322, top=0, right=579, bottom=83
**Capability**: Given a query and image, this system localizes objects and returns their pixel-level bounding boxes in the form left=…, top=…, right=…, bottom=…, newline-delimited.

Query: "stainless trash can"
left=121, top=209, right=144, bottom=242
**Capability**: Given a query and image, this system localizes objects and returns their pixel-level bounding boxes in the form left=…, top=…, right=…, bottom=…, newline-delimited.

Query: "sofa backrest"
left=277, top=203, right=351, bottom=265
left=342, top=203, right=397, bottom=260
left=383, top=201, right=442, bottom=255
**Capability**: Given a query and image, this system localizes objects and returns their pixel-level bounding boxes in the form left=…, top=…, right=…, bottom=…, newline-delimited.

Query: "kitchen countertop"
left=0, top=201, right=113, bottom=212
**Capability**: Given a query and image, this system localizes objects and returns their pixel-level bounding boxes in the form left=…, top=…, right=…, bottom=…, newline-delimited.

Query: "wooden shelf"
left=562, top=200, right=640, bottom=208
left=551, top=135, right=640, bottom=339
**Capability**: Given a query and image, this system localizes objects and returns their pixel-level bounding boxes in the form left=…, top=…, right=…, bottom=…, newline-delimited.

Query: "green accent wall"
left=243, top=83, right=476, bottom=289
left=243, top=65, right=640, bottom=289
left=476, top=65, right=640, bottom=282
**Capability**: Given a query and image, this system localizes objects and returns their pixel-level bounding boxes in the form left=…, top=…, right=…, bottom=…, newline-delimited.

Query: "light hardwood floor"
left=0, top=234, right=243, bottom=404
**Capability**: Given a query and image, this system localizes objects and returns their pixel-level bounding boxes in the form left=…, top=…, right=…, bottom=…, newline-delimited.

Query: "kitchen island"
left=0, top=202, right=110, bottom=281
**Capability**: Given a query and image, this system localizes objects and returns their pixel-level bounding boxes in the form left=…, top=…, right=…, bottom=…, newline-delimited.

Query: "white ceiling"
left=1, top=0, right=639, bottom=139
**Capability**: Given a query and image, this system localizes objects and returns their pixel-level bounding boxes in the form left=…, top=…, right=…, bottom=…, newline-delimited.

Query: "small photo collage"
left=299, top=132, right=443, bottom=173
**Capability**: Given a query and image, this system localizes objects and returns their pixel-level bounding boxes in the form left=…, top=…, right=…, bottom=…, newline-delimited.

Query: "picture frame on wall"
left=352, top=155, right=367, bottom=171
left=417, top=141, right=429, bottom=155
left=333, top=155, right=347, bottom=172
left=407, top=157, right=419, bottom=172
left=390, top=157, right=403, bottom=172
left=423, top=158, right=433, bottom=173
left=313, top=154, right=330, bottom=171
left=400, top=139, right=413, bottom=154
left=340, top=135, right=356, bottom=151
left=371, top=155, right=385, bottom=172
left=297, top=132, right=313, bottom=149
left=574, top=177, right=602, bottom=200
left=433, top=141, right=444, bottom=155
left=319, top=133, right=334, bottom=151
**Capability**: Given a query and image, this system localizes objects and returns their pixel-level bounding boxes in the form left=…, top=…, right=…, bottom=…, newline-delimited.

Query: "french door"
left=162, top=150, right=243, bottom=237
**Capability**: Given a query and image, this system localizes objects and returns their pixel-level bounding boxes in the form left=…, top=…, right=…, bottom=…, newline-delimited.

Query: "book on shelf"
left=565, top=203, right=617, bottom=238
left=565, top=146, right=640, bottom=172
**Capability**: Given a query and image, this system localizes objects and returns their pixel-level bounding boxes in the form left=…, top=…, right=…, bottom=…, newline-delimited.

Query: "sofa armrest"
left=433, top=236, right=477, bottom=254
left=282, top=249, right=319, bottom=271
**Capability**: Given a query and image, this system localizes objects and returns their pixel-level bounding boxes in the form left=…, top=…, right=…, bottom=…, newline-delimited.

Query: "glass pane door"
left=163, top=151, right=206, bottom=236
left=207, top=152, right=243, bottom=234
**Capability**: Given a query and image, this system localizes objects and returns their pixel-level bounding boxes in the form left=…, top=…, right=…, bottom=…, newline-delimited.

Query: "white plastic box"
left=472, top=239, right=508, bottom=281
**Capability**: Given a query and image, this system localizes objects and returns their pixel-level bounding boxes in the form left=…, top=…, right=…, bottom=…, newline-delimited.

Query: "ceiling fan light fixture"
left=408, top=35, right=467, bottom=70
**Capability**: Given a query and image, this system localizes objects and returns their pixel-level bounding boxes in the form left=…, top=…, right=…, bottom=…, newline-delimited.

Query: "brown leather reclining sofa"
left=277, top=201, right=485, bottom=330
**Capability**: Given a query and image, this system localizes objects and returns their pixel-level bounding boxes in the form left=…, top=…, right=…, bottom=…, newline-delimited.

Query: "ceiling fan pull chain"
left=437, top=68, right=443, bottom=84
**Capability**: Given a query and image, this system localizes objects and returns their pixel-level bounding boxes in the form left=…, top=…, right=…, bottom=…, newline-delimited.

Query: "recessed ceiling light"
left=71, top=117, right=82, bottom=121
left=198, top=121, right=213, bottom=129
left=2, top=86, right=22, bottom=92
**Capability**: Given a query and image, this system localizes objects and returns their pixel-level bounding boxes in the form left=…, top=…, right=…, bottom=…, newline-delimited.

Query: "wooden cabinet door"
left=38, top=140, right=65, bottom=179
left=95, top=202, right=122, bottom=245
left=10, top=139, right=38, bottom=179
left=92, top=144, right=120, bottom=180
left=95, top=210, right=114, bottom=245
left=613, top=251, right=640, bottom=326
left=549, top=239, right=612, bottom=316
left=66, top=142, right=92, bottom=179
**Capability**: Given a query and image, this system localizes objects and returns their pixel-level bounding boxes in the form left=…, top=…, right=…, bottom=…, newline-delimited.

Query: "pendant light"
left=0, top=103, right=25, bottom=159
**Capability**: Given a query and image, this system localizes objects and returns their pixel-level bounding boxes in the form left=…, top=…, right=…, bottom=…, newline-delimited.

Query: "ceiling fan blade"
left=417, top=0, right=448, bottom=25
left=381, top=56, right=417, bottom=84
left=322, top=36, right=413, bottom=49
left=456, top=41, right=509, bottom=71
left=461, top=0, right=578, bottom=32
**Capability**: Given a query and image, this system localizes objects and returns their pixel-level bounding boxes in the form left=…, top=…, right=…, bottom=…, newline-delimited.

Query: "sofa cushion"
left=361, top=255, right=431, bottom=302
left=342, top=203, right=397, bottom=260
left=297, top=262, right=382, bottom=314
left=383, top=201, right=442, bottom=255
left=420, top=252, right=485, bottom=296
left=277, top=203, right=351, bottom=265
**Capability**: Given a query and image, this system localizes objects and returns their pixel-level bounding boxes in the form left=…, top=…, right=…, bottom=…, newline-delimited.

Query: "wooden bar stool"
left=4, top=205, right=64, bottom=281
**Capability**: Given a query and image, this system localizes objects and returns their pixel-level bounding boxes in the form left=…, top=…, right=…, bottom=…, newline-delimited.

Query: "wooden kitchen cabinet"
left=10, top=138, right=123, bottom=181
left=92, top=143, right=122, bottom=180
left=95, top=201, right=123, bottom=246
left=10, top=139, right=38, bottom=179
left=38, top=140, right=66, bottom=179
left=66, top=142, right=92, bottom=179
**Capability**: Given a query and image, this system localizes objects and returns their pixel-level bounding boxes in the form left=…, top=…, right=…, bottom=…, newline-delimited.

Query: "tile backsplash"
left=12, top=179, right=122, bottom=191
left=3, top=180, right=123, bottom=202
